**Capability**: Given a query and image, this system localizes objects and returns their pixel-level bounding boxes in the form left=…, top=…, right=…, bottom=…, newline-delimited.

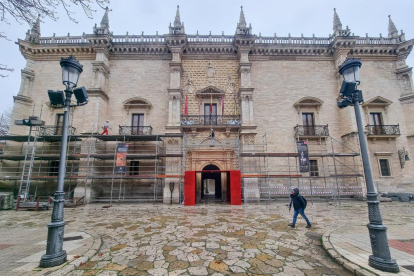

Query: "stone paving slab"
left=1, top=201, right=413, bottom=275
left=323, top=223, right=414, bottom=276
left=0, top=213, right=101, bottom=276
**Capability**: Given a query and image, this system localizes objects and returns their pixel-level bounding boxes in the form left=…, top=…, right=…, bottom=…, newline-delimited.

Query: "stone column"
left=248, top=96, right=254, bottom=125
left=166, top=48, right=184, bottom=130
left=9, top=60, right=35, bottom=135
left=85, top=35, right=111, bottom=134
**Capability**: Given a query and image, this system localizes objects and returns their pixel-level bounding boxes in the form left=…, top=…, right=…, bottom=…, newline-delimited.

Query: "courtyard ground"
left=0, top=200, right=413, bottom=276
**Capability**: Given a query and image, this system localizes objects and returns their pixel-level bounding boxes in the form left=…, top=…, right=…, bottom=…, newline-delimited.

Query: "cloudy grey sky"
left=1, top=0, right=413, bottom=115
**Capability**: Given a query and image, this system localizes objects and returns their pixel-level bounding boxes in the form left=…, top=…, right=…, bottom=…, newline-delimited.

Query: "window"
left=370, top=113, right=383, bottom=135
left=302, top=113, right=315, bottom=135
left=130, top=161, right=139, bottom=176
left=56, top=114, right=64, bottom=135
left=309, top=160, right=319, bottom=177
left=49, top=161, right=60, bottom=176
left=132, top=114, right=144, bottom=135
left=379, top=159, right=391, bottom=177
left=204, top=104, right=217, bottom=125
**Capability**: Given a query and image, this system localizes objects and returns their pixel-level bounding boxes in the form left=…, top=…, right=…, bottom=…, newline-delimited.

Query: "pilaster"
left=165, top=33, right=187, bottom=131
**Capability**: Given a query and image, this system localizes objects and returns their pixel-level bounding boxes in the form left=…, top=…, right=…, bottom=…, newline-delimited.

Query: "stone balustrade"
left=187, top=34, right=234, bottom=43
left=255, top=35, right=333, bottom=45
left=34, top=33, right=402, bottom=46
left=39, top=36, right=87, bottom=44
left=112, top=34, right=165, bottom=43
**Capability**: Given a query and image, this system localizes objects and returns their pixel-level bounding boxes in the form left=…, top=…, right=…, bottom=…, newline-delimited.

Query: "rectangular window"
left=130, top=161, right=139, bottom=176
left=309, top=160, right=319, bottom=177
left=302, top=113, right=315, bottom=135
left=204, top=103, right=217, bottom=125
left=131, top=114, right=144, bottom=135
left=370, top=113, right=383, bottom=135
left=379, top=159, right=391, bottom=177
left=49, top=161, right=60, bottom=176
left=56, top=114, right=64, bottom=135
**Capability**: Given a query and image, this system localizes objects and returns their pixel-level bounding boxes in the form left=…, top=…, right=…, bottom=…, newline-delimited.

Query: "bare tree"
left=0, top=0, right=109, bottom=76
left=0, top=107, right=12, bottom=136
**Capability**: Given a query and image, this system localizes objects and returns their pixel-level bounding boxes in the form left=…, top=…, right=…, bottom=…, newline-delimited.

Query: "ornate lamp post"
left=40, top=56, right=84, bottom=268
left=337, top=59, right=399, bottom=273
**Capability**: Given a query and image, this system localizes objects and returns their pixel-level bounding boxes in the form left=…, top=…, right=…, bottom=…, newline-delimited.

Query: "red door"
left=184, top=170, right=241, bottom=206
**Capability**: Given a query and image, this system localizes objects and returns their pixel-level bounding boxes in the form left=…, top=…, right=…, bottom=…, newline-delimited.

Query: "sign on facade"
left=115, top=143, right=128, bottom=173
left=296, top=141, right=309, bottom=173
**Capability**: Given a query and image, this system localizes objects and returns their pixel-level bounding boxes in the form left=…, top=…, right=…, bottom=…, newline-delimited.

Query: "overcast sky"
left=1, top=0, right=413, bottom=115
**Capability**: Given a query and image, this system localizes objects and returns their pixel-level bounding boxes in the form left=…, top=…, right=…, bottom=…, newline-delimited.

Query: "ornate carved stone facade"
left=5, top=6, right=414, bottom=203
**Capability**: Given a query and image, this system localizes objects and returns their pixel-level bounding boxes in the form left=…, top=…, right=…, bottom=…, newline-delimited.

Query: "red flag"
left=184, top=94, right=188, bottom=115
left=210, top=90, right=213, bottom=114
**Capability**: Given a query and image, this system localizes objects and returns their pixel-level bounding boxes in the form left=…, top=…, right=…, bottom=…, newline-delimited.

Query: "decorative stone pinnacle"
left=388, top=15, right=398, bottom=38
left=101, top=7, right=110, bottom=28
left=174, top=5, right=181, bottom=27
left=28, top=13, right=41, bottom=42
left=169, top=5, right=185, bottom=34
left=239, top=6, right=247, bottom=28
left=333, top=8, right=342, bottom=33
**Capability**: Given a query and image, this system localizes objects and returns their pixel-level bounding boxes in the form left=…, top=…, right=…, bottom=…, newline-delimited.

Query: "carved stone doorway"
left=201, top=164, right=222, bottom=200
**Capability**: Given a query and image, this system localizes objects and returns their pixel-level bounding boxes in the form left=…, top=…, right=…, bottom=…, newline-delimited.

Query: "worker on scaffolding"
left=209, top=128, right=215, bottom=147
left=101, top=120, right=112, bottom=135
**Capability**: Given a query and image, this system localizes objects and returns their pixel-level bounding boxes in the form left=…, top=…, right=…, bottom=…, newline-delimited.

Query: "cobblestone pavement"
left=0, top=200, right=413, bottom=276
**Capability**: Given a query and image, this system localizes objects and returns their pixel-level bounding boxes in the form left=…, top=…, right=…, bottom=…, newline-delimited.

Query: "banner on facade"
left=115, top=143, right=128, bottom=173
left=296, top=141, right=309, bottom=173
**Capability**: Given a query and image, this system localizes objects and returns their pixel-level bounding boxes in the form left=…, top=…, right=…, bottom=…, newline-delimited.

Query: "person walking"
left=100, top=120, right=111, bottom=135
left=288, top=188, right=311, bottom=228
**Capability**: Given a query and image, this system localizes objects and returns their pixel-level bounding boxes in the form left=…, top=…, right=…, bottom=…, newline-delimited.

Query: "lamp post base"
left=39, top=250, right=67, bottom=268
left=369, top=255, right=399, bottom=273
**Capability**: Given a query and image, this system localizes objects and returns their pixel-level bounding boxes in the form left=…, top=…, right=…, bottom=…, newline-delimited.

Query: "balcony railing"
left=39, top=125, right=76, bottom=136
left=181, top=115, right=241, bottom=126
left=294, top=125, right=329, bottom=137
left=366, top=125, right=400, bottom=136
left=119, top=126, right=153, bottom=135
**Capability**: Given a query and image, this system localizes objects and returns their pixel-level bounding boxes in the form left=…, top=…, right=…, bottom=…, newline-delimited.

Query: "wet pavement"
left=0, top=200, right=413, bottom=275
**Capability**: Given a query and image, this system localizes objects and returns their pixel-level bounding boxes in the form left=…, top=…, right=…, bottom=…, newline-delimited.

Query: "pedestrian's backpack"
left=301, top=196, right=307, bottom=209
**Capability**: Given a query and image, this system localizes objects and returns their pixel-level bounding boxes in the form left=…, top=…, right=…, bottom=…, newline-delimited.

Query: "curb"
left=322, top=228, right=379, bottom=276
left=48, top=229, right=102, bottom=276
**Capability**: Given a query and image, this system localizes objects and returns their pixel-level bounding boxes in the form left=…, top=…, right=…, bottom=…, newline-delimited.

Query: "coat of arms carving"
left=185, top=75, right=195, bottom=94
left=205, top=61, right=216, bottom=83
left=226, top=75, right=235, bottom=94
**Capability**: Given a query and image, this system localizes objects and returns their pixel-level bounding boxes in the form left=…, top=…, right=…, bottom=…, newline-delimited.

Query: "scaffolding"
left=240, top=133, right=364, bottom=204
left=0, top=121, right=365, bottom=204
left=0, top=128, right=184, bottom=203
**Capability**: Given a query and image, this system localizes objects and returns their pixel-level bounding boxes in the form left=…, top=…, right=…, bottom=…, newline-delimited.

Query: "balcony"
left=294, top=125, right=329, bottom=138
left=366, top=125, right=400, bottom=139
left=181, top=115, right=241, bottom=127
left=119, top=126, right=153, bottom=135
left=39, top=125, right=76, bottom=136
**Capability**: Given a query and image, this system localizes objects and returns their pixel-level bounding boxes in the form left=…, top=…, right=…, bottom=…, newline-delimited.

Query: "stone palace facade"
left=2, top=6, right=414, bottom=204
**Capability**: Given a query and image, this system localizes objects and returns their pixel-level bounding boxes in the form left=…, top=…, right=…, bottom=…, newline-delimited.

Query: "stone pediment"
left=293, top=96, right=324, bottom=107
left=123, top=97, right=152, bottom=108
left=196, top=86, right=225, bottom=98
left=362, top=96, right=393, bottom=107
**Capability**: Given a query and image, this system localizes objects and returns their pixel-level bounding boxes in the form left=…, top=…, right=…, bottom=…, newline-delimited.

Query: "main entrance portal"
left=201, top=164, right=222, bottom=200
left=184, top=169, right=241, bottom=206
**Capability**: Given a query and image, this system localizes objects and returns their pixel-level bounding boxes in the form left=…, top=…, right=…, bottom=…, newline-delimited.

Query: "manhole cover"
left=402, top=266, right=414, bottom=272
left=63, top=235, right=83, bottom=241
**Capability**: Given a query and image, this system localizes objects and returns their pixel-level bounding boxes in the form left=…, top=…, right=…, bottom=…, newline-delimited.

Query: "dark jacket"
left=289, top=188, right=306, bottom=211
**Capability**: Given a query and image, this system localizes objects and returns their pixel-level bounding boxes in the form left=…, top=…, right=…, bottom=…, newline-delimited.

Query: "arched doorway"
left=201, top=164, right=222, bottom=200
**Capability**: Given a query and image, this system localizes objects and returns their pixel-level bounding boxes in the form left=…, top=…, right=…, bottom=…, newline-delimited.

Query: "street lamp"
left=40, top=56, right=86, bottom=268
left=337, top=59, right=399, bottom=273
